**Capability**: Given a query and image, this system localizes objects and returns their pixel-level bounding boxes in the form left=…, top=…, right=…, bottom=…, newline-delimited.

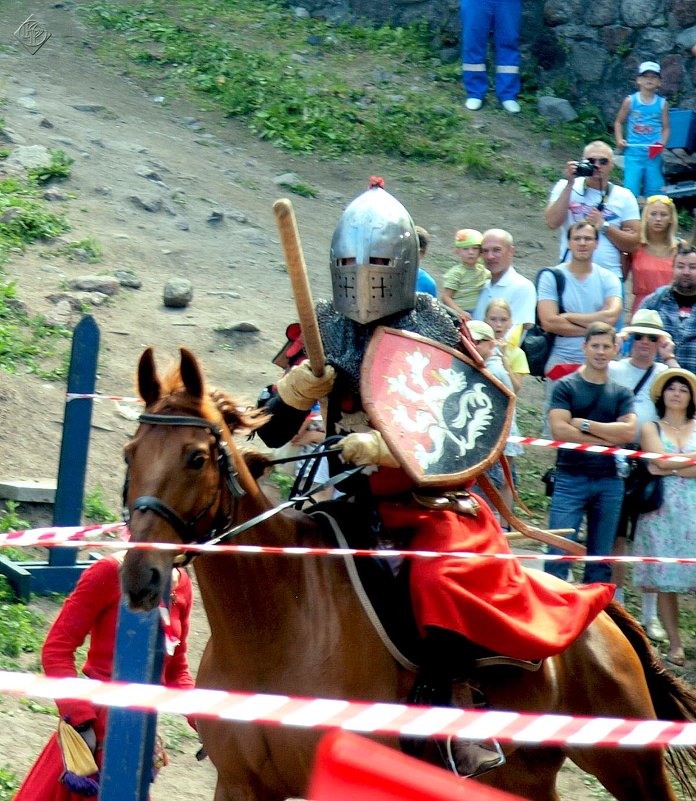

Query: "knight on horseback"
left=246, top=179, right=616, bottom=779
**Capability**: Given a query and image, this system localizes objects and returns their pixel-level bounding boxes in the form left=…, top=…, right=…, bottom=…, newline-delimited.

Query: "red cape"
left=379, top=495, right=614, bottom=661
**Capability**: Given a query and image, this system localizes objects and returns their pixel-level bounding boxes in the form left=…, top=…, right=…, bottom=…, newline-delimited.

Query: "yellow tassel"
left=57, top=719, right=99, bottom=777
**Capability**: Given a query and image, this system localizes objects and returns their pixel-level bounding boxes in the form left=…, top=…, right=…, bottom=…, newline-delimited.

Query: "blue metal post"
left=0, top=315, right=100, bottom=598
left=99, top=599, right=166, bottom=801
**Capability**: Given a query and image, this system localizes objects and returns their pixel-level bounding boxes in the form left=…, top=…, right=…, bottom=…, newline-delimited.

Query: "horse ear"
left=180, top=348, right=204, bottom=399
left=137, top=347, right=161, bottom=406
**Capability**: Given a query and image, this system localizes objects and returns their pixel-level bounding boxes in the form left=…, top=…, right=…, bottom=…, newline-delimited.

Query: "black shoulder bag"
left=521, top=267, right=566, bottom=378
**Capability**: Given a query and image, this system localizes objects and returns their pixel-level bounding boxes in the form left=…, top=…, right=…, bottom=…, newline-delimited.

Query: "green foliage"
left=0, top=767, right=19, bottom=801
left=678, top=208, right=694, bottom=240
left=60, top=236, right=102, bottom=263
left=0, top=575, right=47, bottom=665
left=27, top=150, right=74, bottom=184
left=279, top=182, right=319, bottom=198
left=0, top=181, right=69, bottom=252
left=83, top=485, right=119, bottom=523
left=0, top=281, right=70, bottom=377
left=0, top=500, right=29, bottom=533
left=81, top=0, right=549, bottom=187
left=268, top=470, right=294, bottom=500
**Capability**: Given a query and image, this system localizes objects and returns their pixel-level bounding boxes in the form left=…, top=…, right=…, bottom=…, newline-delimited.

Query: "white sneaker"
left=502, top=99, right=521, bottom=113
left=645, top=617, right=668, bottom=642
left=465, top=98, right=483, bottom=111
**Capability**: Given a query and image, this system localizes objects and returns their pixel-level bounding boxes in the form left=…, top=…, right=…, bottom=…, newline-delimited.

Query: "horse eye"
left=187, top=451, right=207, bottom=470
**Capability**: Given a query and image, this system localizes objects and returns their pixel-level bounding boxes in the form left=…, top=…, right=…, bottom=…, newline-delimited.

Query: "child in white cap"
left=614, top=61, right=670, bottom=199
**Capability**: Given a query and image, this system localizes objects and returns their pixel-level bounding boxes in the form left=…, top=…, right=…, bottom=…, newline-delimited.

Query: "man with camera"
left=544, top=140, right=640, bottom=282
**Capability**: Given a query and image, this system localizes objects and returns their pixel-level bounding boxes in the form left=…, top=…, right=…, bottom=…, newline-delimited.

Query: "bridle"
left=123, top=412, right=363, bottom=567
left=123, top=413, right=245, bottom=560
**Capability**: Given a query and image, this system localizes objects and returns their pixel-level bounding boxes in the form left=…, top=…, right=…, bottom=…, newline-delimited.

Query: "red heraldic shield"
left=361, top=327, right=514, bottom=487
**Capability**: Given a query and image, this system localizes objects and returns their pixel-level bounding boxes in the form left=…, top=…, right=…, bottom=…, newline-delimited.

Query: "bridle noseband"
left=123, top=413, right=245, bottom=559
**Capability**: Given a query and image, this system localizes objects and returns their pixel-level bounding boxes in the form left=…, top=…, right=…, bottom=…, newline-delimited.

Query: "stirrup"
left=443, top=736, right=505, bottom=778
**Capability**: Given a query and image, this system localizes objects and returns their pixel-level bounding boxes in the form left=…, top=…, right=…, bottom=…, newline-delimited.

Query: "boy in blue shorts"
left=614, top=61, right=670, bottom=199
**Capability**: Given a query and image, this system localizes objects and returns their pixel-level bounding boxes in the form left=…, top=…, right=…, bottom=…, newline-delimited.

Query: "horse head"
left=120, top=347, right=261, bottom=611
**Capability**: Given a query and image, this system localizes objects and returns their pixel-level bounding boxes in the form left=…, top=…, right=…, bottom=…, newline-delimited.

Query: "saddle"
left=310, top=501, right=542, bottom=675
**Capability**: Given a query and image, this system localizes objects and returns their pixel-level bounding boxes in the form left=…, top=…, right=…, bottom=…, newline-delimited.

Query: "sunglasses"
left=587, top=157, right=610, bottom=166
left=646, top=194, right=673, bottom=205
left=633, top=334, right=659, bottom=342
left=677, top=242, right=696, bottom=255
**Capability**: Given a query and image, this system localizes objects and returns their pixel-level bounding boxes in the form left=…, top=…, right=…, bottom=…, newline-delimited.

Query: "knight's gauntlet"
left=276, top=362, right=336, bottom=411
left=339, top=430, right=399, bottom=468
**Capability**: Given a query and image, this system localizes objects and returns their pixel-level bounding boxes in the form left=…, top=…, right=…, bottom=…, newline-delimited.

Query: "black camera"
left=574, top=159, right=596, bottom=177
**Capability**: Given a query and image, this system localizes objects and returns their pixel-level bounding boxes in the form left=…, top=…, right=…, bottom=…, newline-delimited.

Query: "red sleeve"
left=163, top=568, right=195, bottom=691
left=42, top=557, right=121, bottom=725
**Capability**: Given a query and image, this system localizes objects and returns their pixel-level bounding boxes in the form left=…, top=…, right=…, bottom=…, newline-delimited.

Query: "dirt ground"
left=0, top=3, right=684, bottom=800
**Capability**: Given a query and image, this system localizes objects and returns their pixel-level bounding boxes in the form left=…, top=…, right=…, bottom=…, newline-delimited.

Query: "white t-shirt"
left=473, top=266, right=536, bottom=326
left=608, top=359, right=667, bottom=431
left=548, top=177, right=640, bottom=280
left=537, top=263, right=622, bottom=365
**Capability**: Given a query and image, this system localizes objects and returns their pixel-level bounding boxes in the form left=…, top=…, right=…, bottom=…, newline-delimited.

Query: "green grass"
left=0, top=280, right=71, bottom=378
left=0, top=164, right=73, bottom=379
left=78, top=0, right=603, bottom=195
left=0, top=767, right=18, bottom=801
left=26, top=149, right=74, bottom=185
left=83, top=485, right=120, bottom=523
left=0, top=576, right=47, bottom=667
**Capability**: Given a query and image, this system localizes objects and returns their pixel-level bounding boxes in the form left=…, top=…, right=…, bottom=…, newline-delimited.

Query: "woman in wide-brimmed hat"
left=633, top=367, right=696, bottom=667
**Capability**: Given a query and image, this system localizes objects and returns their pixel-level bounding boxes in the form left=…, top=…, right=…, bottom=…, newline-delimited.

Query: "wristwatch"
left=601, top=221, right=610, bottom=234
left=580, top=419, right=591, bottom=433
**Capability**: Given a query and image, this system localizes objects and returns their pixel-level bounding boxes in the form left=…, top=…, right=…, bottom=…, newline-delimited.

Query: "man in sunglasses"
left=641, top=243, right=696, bottom=373
left=544, top=140, right=640, bottom=285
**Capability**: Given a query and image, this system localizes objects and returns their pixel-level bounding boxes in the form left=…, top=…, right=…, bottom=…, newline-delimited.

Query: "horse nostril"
left=149, top=567, right=161, bottom=591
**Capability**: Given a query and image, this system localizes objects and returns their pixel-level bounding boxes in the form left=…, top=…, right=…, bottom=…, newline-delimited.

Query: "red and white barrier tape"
left=0, top=670, right=694, bottom=747
left=0, top=522, right=126, bottom=546
left=66, top=393, right=142, bottom=403
left=508, top=435, right=696, bottom=465
left=1, top=523, right=696, bottom=564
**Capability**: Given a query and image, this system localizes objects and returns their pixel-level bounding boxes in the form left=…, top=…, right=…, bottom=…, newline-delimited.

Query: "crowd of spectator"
left=414, top=120, right=695, bottom=665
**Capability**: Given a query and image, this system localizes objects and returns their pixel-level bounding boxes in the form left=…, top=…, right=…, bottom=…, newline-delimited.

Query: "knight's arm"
left=256, top=393, right=312, bottom=448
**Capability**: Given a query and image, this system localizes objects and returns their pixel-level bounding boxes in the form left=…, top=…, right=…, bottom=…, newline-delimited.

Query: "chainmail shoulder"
left=316, top=294, right=461, bottom=395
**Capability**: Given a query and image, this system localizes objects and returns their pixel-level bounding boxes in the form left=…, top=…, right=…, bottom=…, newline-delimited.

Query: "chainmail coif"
left=316, top=294, right=461, bottom=397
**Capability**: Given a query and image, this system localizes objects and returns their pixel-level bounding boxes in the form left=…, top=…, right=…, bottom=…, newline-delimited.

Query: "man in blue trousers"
left=461, top=0, right=521, bottom=113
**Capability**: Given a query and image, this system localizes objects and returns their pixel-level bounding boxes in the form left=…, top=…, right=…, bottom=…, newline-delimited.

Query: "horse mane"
left=144, top=362, right=269, bottom=434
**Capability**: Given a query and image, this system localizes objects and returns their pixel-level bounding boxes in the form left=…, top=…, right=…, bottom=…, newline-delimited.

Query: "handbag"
left=521, top=268, right=566, bottom=377
left=624, top=461, right=664, bottom=514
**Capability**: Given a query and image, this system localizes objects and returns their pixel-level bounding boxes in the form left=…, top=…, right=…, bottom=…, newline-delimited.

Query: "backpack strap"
left=535, top=267, right=566, bottom=316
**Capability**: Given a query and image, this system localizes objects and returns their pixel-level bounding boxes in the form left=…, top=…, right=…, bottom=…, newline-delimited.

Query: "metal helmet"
left=330, top=180, right=419, bottom=325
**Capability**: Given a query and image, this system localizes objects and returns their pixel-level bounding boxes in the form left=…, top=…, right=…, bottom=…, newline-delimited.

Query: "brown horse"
left=120, top=348, right=696, bottom=801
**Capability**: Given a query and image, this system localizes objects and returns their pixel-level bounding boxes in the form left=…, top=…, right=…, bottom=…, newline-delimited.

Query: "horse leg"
left=569, top=746, right=677, bottom=801
left=477, top=746, right=565, bottom=801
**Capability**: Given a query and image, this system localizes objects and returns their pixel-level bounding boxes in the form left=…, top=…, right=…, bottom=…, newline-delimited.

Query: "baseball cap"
left=638, top=61, right=661, bottom=75
left=454, top=228, right=483, bottom=248
left=467, top=320, right=495, bottom=341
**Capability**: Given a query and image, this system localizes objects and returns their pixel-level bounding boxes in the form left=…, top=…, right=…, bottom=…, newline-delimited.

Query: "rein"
left=125, top=412, right=362, bottom=566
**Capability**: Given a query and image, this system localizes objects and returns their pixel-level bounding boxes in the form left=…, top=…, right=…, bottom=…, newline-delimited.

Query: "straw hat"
left=623, top=309, right=673, bottom=342
left=650, top=368, right=696, bottom=403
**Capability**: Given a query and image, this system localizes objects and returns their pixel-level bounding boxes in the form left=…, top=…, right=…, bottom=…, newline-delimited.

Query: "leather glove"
left=340, top=430, right=399, bottom=468
left=277, top=362, right=336, bottom=411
